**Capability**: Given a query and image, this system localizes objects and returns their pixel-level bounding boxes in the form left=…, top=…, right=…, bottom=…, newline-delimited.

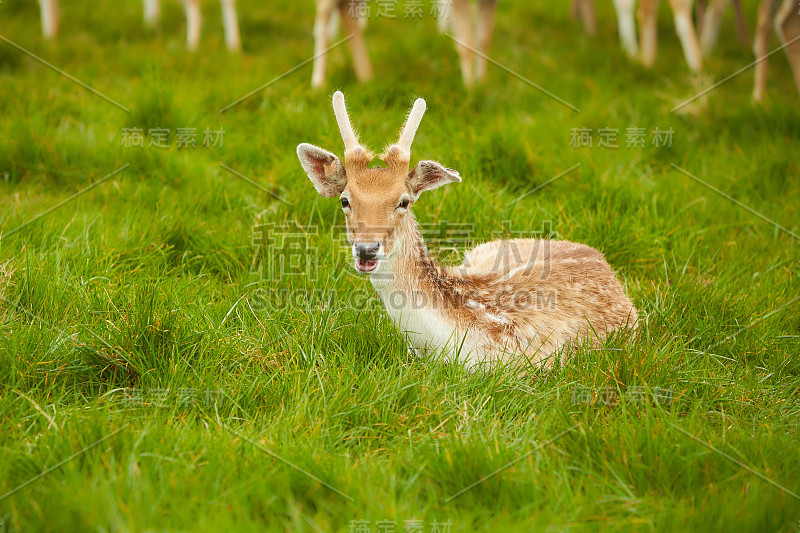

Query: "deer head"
left=297, top=91, right=461, bottom=274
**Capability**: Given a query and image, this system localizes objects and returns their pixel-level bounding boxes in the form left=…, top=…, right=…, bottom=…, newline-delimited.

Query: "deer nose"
left=355, top=242, right=380, bottom=260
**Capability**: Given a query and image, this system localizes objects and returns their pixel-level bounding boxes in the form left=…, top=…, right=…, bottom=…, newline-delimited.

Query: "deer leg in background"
left=451, top=0, right=475, bottom=86
left=753, top=0, right=773, bottom=101
left=311, top=0, right=336, bottom=88
left=338, top=0, right=373, bottom=83
left=700, top=0, right=730, bottom=55
left=580, top=0, right=597, bottom=35
left=613, top=0, right=639, bottom=58
left=475, top=0, right=498, bottom=81
left=733, top=0, right=748, bottom=44
left=668, top=0, right=703, bottom=71
left=184, top=0, right=202, bottom=51
left=220, top=0, right=241, bottom=51
left=573, top=0, right=597, bottom=35
left=696, top=0, right=707, bottom=34
left=775, top=0, right=800, bottom=98
left=143, top=0, right=160, bottom=28
left=39, top=0, right=59, bottom=39
left=638, top=0, right=660, bottom=66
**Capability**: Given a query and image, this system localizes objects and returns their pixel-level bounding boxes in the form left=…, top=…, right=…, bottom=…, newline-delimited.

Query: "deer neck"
left=369, top=211, right=445, bottom=299
left=367, top=211, right=480, bottom=364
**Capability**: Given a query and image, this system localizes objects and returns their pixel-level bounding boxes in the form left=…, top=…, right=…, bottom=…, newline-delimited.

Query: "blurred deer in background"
left=571, top=0, right=597, bottom=35
left=296, top=91, right=638, bottom=369
left=753, top=0, right=800, bottom=100
left=572, top=0, right=703, bottom=70
left=311, top=0, right=499, bottom=87
left=700, top=0, right=800, bottom=99
left=696, top=0, right=748, bottom=54
left=311, top=0, right=372, bottom=88
left=573, top=0, right=798, bottom=99
left=37, top=0, right=241, bottom=51
left=438, top=0, right=500, bottom=85
left=38, top=0, right=59, bottom=39
left=610, top=0, right=704, bottom=71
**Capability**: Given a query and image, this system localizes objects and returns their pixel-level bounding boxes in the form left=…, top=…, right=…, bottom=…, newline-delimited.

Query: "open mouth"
left=355, top=259, right=378, bottom=273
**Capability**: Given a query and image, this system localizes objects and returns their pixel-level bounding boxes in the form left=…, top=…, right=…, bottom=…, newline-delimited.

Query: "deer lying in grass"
left=311, top=0, right=498, bottom=87
left=38, top=0, right=241, bottom=51
left=296, top=92, right=638, bottom=369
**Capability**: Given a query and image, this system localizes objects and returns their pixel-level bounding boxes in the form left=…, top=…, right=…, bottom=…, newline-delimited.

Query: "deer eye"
left=398, top=198, right=410, bottom=209
left=340, top=198, right=350, bottom=209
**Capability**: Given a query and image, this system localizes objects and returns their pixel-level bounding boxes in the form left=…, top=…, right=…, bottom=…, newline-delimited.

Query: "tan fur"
left=385, top=218, right=639, bottom=367
left=297, top=93, right=638, bottom=370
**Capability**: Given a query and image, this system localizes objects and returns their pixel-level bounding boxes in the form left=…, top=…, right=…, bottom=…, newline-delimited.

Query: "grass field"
left=1, top=0, right=800, bottom=531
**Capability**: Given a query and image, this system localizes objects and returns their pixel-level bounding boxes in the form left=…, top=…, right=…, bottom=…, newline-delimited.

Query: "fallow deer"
left=296, top=92, right=638, bottom=369
left=37, top=0, right=241, bottom=52
left=311, top=0, right=498, bottom=88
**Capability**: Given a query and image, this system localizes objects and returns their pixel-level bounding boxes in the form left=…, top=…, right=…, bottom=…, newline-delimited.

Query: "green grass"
left=1, top=0, right=799, bottom=531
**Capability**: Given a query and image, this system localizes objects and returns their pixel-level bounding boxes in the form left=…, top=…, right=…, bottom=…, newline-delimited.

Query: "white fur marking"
left=465, top=299, right=484, bottom=310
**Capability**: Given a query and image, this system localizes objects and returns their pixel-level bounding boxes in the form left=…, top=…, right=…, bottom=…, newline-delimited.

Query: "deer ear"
left=297, top=143, right=347, bottom=198
left=407, top=160, right=461, bottom=199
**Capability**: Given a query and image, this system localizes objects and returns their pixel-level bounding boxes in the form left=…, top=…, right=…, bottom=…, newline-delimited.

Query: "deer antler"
left=395, top=98, right=426, bottom=159
left=382, top=97, right=426, bottom=167
left=332, top=91, right=360, bottom=153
